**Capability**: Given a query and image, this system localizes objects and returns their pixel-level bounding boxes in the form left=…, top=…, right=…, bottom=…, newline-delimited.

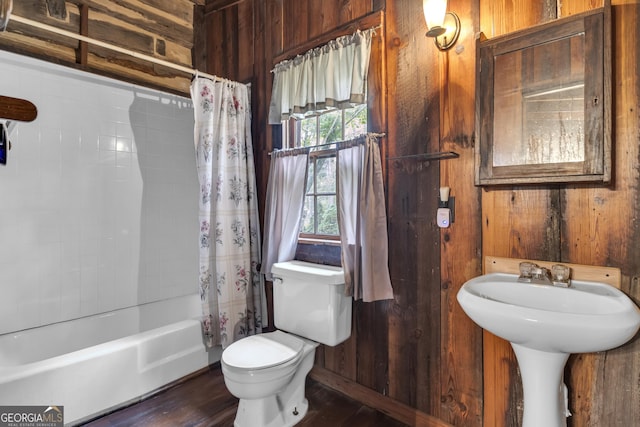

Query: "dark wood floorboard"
left=80, top=365, right=408, bottom=427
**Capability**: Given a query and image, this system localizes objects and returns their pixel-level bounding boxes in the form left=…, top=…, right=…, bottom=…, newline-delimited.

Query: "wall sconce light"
left=423, top=0, right=460, bottom=51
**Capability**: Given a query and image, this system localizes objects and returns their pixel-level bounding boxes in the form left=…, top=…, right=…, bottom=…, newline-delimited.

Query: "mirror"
left=475, top=6, right=611, bottom=185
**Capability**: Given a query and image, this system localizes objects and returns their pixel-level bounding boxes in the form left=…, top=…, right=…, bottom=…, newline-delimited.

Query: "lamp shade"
left=423, top=0, right=447, bottom=37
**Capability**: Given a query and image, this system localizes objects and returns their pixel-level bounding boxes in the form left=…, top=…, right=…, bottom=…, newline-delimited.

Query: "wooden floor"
left=81, top=365, right=409, bottom=427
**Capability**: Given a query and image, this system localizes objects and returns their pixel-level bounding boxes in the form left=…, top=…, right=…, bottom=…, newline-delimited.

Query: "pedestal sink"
left=457, top=272, right=640, bottom=427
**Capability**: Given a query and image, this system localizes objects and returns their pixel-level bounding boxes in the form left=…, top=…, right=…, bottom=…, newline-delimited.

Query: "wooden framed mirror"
left=475, top=6, right=611, bottom=186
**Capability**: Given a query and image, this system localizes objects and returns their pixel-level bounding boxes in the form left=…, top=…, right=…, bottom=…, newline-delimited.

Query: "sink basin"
left=457, top=272, right=640, bottom=353
left=457, top=272, right=640, bottom=427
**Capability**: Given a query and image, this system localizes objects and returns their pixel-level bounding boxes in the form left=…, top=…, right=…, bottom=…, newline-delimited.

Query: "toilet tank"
left=271, top=261, right=351, bottom=346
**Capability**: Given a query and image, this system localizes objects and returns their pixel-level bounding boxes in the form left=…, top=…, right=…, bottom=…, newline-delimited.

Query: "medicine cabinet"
left=475, top=6, right=611, bottom=185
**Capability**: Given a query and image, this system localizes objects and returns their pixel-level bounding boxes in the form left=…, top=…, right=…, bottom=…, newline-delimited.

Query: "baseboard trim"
left=309, top=367, right=454, bottom=427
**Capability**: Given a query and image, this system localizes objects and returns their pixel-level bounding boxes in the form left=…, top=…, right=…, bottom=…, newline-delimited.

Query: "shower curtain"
left=191, top=77, right=265, bottom=348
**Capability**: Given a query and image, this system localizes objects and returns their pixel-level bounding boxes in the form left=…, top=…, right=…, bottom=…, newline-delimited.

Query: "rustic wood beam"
left=77, top=4, right=89, bottom=65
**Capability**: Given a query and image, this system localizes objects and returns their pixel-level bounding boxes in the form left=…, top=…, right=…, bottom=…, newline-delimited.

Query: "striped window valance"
left=267, top=28, right=375, bottom=124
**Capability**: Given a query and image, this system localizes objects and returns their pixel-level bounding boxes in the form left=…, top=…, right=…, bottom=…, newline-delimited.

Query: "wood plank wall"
left=205, top=1, right=481, bottom=426
left=0, top=0, right=201, bottom=95
left=479, top=1, right=640, bottom=427
left=205, top=1, right=640, bottom=426
left=438, top=0, right=483, bottom=424
left=2, top=0, right=638, bottom=426
left=208, top=0, right=640, bottom=426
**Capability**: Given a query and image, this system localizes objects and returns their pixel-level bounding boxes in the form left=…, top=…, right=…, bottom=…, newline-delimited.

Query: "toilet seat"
left=222, top=331, right=304, bottom=370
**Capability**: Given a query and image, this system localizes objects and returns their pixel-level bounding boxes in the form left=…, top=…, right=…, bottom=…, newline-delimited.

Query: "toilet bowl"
left=221, top=330, right=318, bottom=427
left=220, top=261, right=351, bottom=427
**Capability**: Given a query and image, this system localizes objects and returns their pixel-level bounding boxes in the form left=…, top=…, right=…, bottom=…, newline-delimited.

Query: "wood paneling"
left=479, top=0, right=557, bottom=39
left=278, top=0, right=372, bottom=55
left=480, top=1, right=640, bottom=426
left=562, top=2, right=640, bottom=425
left=439, top=0, right=483, bottom=423
left=385, top=0, right=442, bottom=414
left=479, top=3, right=563, bottom=426
left=202, top=4, right=255, bottom=154
left=204, top=0, right=456, bottom=423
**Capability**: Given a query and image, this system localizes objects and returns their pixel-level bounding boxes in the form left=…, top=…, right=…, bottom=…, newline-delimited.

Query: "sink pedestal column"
left=511, top=344, right=571, bottom=427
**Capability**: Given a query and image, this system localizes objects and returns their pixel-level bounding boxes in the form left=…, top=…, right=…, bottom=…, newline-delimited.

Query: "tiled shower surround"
left=0, top=50, right=199, bottom=335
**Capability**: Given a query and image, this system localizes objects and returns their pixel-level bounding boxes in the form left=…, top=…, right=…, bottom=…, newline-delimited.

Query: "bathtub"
left=0, top=294, right=221, bottom=425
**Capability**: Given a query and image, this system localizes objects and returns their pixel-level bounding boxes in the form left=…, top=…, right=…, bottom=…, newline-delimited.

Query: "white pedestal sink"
left=457, top=272, right=640, bottom=427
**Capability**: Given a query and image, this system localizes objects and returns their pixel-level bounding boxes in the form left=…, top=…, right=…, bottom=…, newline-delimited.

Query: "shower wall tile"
left=0, top=51, right=198, bottom=335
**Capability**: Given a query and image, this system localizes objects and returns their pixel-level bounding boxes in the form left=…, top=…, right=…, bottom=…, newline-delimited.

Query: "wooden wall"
left=2, top=0, right=638, bottom=426
left=0, top=0, right=201, bottom=95
left=205, top=1, right=481, bottom=426
left=479, top=1, right=640, bottom=426
left=205, top=1, right=640, bottom=426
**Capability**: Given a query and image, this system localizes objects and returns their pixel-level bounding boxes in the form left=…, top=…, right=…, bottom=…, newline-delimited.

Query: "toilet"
left=221, top=260, right=352, bottom=427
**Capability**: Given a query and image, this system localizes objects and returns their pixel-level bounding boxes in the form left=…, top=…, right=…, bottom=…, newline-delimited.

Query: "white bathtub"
left=0, top=294, right=221, bottom=425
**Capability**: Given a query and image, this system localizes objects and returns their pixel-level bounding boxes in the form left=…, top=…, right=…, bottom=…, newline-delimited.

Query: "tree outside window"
left=284, top=104, right=367, bottom=241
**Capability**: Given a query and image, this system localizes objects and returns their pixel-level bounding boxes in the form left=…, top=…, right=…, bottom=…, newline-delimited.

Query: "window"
left=283, top=104, right=367, bottom=241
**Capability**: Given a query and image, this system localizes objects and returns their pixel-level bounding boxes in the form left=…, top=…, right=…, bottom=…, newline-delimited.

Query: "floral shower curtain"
left=191, top=77, right=265, bottom=348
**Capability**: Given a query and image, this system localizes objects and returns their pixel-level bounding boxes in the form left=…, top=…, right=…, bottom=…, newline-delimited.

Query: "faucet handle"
left=551, top=264, right=571, bottom=287
left=518, top=262, right=538, bottom=281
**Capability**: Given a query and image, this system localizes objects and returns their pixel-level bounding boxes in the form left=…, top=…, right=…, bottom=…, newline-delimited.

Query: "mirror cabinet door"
left=476, top=7, right=610, bottom=185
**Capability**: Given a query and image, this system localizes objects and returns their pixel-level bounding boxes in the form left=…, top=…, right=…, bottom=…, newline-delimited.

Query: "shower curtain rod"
left=9, top=15, right=224, bottom=83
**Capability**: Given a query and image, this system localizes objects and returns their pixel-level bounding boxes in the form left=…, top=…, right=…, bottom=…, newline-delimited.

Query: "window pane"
left=305, top=160, right=315, bottom=194
left=319, top=110, right=343, bottom=144
left=286, top=99, right=367, bottom=240
left=316, top=195, right=339, bottom=235
left=301, top=196, right=315, bottom=233
left=315, top=157, right=336, bottom=193
left=299, top=116, right=317, bottom=147
left=344, top=104, right=368, bottom=139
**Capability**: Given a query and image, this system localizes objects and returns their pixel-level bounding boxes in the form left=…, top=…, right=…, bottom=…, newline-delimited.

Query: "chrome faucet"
left=518, top=262, right=571, bottom=287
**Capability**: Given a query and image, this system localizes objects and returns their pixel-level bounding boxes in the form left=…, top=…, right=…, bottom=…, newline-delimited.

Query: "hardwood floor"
left=81, top=365, right=409, bottom=427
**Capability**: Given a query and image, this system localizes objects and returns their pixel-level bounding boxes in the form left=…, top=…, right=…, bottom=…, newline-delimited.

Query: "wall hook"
left=0, top=95, right=38, bottom=122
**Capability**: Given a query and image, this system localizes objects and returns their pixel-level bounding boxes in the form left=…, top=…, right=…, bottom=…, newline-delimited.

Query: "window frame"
left=285, top=106, right=368, bottom=243
left=299, top=147, right=341, bottom=244
left=270, top=14, right=386, bottom=262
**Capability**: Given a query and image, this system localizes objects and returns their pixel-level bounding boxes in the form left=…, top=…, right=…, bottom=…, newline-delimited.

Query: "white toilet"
left=221, top=260, right=352, bottom=427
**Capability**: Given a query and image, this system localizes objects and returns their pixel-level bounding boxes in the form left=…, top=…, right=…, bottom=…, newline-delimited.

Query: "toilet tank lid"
left=271, top=261, right=344, bottom=285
